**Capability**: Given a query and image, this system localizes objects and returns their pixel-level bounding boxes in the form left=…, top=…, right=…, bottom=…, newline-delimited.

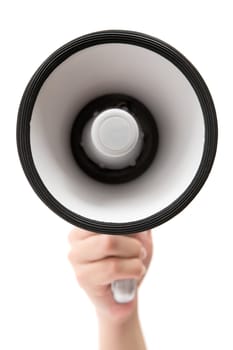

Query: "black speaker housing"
left=17, top=30, right=218, bottom=234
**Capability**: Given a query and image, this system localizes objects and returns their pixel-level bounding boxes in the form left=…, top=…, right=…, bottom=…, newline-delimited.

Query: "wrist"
left=96, top=302, right=146, bottom=350
left=97, top=303, right=139, bottom=329
left=96, top=293, right=139, bottom=327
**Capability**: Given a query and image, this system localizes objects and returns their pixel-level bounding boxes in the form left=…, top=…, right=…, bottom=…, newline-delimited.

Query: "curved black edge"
left=16, top=30, right=218, bottom=234
left=71, top=94, right=159, bottom=184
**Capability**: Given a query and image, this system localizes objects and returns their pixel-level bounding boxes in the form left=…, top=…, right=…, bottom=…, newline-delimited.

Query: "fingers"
left=68, top=233, right=143, bottom=264
left=74, top=257, right=146, bottom=287
left=68, top=227, right=97, bottom=242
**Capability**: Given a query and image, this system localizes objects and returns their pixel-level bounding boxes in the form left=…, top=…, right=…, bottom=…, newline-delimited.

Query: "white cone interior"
left=81, top=108, right=143, bottom=169
left=30, top=43, right=205, bottom=223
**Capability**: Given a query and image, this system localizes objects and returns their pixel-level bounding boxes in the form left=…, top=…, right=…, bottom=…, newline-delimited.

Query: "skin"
left=68, top=228, right=153, bottom=350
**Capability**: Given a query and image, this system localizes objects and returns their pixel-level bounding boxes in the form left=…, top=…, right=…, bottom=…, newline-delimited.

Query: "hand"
left=68, top=228, right=153, bottom=324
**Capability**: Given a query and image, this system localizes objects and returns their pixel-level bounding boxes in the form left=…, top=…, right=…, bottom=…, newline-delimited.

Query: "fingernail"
left=140, top=247, right=147, bottom=260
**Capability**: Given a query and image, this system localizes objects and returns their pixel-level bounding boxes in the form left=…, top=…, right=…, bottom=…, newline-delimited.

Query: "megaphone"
left=16, top=30, right=218, bottom=304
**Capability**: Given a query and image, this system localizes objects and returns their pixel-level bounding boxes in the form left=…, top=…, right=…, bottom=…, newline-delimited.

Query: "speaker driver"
left=71, top=94, right=159, bottom=184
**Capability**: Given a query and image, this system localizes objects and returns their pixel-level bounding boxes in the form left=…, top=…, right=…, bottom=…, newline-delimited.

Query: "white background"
left=0, top=1, right=232, bottom=349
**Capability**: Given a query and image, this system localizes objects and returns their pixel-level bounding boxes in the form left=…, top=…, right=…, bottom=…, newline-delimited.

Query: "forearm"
left=97, top=303, right=147, bottom=350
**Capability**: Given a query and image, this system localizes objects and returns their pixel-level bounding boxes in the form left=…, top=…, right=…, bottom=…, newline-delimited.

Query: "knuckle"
left=135, top=241, right=143, bottom=256
left=68, top=247, right=82, bottom=264
left=75, top=269, right=85, bottom=285
left=101, top=235, right=117, bottom=253
left=67, top=250, right=74, bottom=262
left=133, top=259, right=144, bottom=276
left=107, top=259, right=120, bottom=277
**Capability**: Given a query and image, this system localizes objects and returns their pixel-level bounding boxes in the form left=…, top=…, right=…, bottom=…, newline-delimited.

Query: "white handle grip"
left=111, top=279, right=137, bottom=303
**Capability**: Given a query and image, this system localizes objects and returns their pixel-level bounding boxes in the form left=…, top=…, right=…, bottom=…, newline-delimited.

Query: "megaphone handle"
left=111, top=279, right=137, bottom=303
